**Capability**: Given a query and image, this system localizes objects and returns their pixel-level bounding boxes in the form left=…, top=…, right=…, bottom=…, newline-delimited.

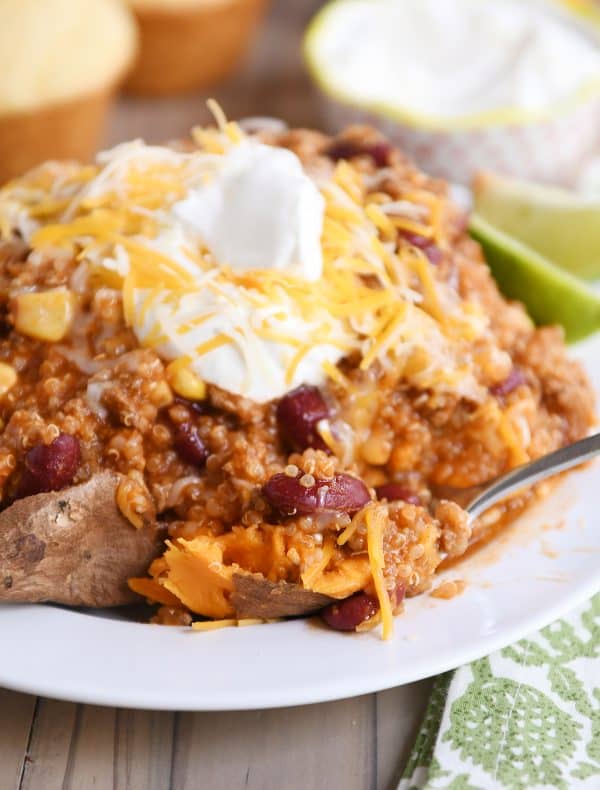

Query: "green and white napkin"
left=400, top=593, right=600, bottom=790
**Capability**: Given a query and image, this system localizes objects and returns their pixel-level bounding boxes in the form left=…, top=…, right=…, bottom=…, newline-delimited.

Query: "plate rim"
left=1, top=547, right=599, bottom=711
left=1, top=337, right=599, bottom=711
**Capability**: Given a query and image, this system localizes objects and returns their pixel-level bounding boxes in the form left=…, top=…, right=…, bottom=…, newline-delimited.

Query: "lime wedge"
left=469, top=214, right=600, bottom=342
left=473, top=171, right=600, bottom=280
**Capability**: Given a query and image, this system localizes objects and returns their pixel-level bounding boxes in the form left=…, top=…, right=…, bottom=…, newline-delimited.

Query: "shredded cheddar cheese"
left=191, top=619, right=239, bottom=631
left=337, top=510, right=364, bottom=546
left=300, top=537, right=335, bottom=589
left=365, top=504, right=394, bottom=640
left=191, top=618, right=269, bottom=631
left=0, top=103, right=492, bottom=405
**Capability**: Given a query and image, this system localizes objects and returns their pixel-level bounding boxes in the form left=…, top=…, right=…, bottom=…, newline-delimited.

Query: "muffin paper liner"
left=0, top=89, right=114, bottom=185
left=125, top=0, right=269, bottom=97
left=320, top=94, right=600, bottom=186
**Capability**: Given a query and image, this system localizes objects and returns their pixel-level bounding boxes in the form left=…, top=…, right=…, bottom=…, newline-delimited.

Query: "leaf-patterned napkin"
left=399, top=593, right=600, bottom=790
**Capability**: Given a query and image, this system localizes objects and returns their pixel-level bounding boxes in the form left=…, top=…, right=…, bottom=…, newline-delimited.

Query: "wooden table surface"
left=0, top=2, right=434, bottom=788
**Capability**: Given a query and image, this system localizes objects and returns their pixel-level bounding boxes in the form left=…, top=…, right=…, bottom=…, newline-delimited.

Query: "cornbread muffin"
left=0, top=0, right=137, bottom=184
left=125, top=0, right=269, bottom=96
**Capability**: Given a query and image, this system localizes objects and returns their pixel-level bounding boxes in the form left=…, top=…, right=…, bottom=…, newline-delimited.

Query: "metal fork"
left=435, top=433, right=600, bottom=520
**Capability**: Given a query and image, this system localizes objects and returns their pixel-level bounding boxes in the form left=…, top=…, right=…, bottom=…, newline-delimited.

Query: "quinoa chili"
left=0, top=118, right=594, bottom=637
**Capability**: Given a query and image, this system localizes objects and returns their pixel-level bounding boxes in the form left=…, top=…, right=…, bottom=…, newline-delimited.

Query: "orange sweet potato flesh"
left=158, top=536, right=237, bottom=619
left=0, top=472, right=163, bottom=607
left=143, top=534, right=337, bottom=620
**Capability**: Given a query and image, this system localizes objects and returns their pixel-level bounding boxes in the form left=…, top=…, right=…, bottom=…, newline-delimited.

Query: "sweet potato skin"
left=231, top=573, right=335, bottom=619
left=0, top=471, right=334, bottom=616
left=0, top=472, right=163, bottom=607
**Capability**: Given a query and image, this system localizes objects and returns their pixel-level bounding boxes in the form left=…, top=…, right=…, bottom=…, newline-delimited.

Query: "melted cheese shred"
left=191, top=618, right=267, bottom=632
left=0, top=106, right=493, bottom=403
left=365, top=504, right=394, bottom=641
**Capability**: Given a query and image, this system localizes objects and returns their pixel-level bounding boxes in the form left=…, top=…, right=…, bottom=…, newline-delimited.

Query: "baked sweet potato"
left=135, top=534, right=337, bottom=620
left=0, top=472, right=163, bottom=607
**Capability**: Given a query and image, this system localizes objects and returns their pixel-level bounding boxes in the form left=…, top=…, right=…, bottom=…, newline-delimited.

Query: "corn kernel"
left=117, top=476, right=155, bottom=529
left=0, top=362, right=16, bottom=396
left=166, top=361, right=207, bottom=401
left=14, top=288, right=75, bottom=342
left=361, top=434, right=392, bottom=466
left=149, top=380, right=174, bottom=409
left=89, top=263, right=123, bottom=291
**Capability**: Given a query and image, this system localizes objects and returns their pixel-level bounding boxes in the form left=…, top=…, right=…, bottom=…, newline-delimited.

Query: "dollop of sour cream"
left=134, top=279, right=349, bottom=404
left=173, top=141, right=324, bottom=281
left=315, top=0, right=600, bottom=119
left=11, top=121, right=490, bottom=407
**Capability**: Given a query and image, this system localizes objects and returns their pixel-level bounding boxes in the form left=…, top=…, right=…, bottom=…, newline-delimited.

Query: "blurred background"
left=2, top=0, right=600, bottom=188
left=109, top=0, right=324, bottom=144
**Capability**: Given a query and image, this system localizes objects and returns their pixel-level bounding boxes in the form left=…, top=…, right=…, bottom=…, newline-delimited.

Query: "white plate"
left=1, top=337, right=599, bottom=711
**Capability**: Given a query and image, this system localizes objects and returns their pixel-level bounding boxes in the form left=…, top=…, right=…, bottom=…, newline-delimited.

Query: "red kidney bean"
left=325, top=140, right=361, bottom=162
left=391, top=582, right=406, bottom=610
left=422, top=244, right=443, bottom=265
left=17, top=433, right=81, bottom=498
left=174, top=396, right=209, bottom=415
left=276, top=385, right=330, bottom=452
left=173, top=422, right=208, bottom=467
left=490, top=368, right=526, bottom=398
left=400, top=231, right=442, bottom=265
left=367, top=141, right=394, bottom=168
left=320, top=593, right=379, bottom=631
left=262, top=472, right=370, bottom=517
left=326, top=140, right=393, bottom=168
left=375, top=484, right=421, bottom=506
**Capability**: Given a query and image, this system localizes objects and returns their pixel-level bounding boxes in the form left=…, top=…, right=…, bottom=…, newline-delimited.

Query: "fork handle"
left=466, top=432, right=600, bottom=520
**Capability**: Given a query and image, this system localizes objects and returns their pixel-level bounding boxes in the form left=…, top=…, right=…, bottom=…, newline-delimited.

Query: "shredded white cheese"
left=0, top=110, right=490, bottom=403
